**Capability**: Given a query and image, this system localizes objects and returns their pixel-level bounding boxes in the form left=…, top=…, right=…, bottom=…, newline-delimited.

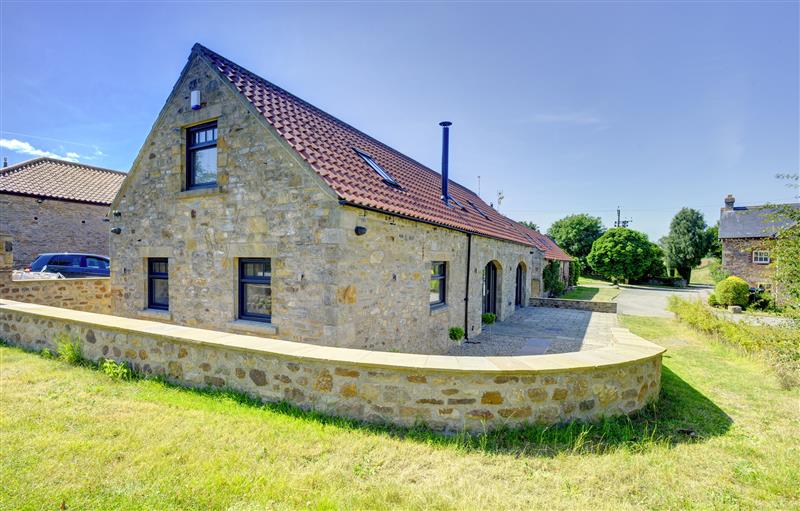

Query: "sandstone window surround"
left=752, top=250, right=770, bottom=265
left=186, top=121, right=218, bottom=189
left=430, top=261, right=447, bottom=308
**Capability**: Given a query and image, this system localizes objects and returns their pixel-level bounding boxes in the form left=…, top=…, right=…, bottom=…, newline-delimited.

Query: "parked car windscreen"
left=29, top=255, right=50, bottom=272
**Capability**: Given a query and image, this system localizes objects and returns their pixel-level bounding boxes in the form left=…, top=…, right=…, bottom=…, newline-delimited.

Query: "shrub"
left=707, top=293, right=719, bottom=307
left=748, top=291, right=775, bottom=312
left=40, top=348, right=54, bottom=359
left=56, top=332, right=83, bottom=365
left=448, top=327, right=465, bottom=342
left=568, top=260, right=581, bottom=287
left=707, top=258, right=728, bottom=284
left=668, top=296, right=800, bottom=389
left=481, top=313, right=496, bottom=325
left=100, top=358, right=134, bottom=380
left=543, top=260, right=562, bottom=295
left=715, top=276, right=750, bottom=307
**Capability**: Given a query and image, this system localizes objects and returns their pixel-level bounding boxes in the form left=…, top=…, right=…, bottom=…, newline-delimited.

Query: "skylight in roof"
left=354, top=149, right=400, bottom=187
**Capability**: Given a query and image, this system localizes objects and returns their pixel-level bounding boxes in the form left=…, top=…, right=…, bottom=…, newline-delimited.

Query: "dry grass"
left=1, top=318, right=799, bottom=509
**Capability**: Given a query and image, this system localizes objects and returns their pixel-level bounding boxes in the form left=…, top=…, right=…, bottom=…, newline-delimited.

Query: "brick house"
left=719, top=194, right=798, bottom=292
left=109, top=44, right=564, bottom=353
left=0, top=157, right=125, bottom=268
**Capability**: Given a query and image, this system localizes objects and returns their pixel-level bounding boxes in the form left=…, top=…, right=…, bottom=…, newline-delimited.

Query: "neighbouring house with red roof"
left=0, top=157, right=125, bottom=268
left=110, top=44, right=570, bottom=352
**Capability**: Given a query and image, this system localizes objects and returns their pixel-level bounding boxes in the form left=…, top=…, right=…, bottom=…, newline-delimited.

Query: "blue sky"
left=1, top=2, right=797, bottom=240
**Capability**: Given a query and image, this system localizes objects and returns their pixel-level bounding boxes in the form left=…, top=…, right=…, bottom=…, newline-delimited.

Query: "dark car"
left=27, top=253, right=110, bottom=278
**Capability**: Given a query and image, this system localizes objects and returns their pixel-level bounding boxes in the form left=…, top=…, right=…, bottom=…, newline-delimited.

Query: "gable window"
left=753, top=250, right=770, bottom=264
left=147, top=258, right=169, bottom=310
left=239, top=258, right=271, bottom=322
left=354, top=148, right=400, bottom=187
left=430, top=261, right=447, bottom=307
left=187, top=121, right=218, bottom=189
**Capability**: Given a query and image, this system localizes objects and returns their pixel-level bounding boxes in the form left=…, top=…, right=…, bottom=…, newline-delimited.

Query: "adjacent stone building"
left=110, top=44, right=562, bottom=354
left=719, top=194, right=798, bottom=292
left=0, top=158, right=125, bottom=268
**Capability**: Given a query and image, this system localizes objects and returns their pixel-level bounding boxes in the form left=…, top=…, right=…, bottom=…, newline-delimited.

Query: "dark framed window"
left=239, top=258, right=272, bottom=322
left=187, top=121, right=218, bottom=189
left=430, top=261, right=446, bottom=307
left=147, top=258, right=169, bottom=310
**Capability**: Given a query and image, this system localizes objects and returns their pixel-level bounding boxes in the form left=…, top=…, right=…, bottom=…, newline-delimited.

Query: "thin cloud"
left=0, top=138, right=82, bottom=163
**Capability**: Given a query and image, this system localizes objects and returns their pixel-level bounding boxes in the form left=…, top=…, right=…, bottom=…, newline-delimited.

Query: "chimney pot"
left=724, top=194, right=735, bottom=209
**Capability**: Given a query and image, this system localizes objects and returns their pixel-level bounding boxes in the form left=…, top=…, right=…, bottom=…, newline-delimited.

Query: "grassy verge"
left=561, top=285, right=620, bottom=302
left=668, top=296, right=800, bottom=388
left=2, top=319, right=799, bottom=509
left=577, top=276, right=612, bottom=287
left=690, top=258, right=716, bottom=286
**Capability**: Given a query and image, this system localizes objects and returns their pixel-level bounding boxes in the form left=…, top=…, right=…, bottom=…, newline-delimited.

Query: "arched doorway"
left=482, top=261, right=498, bottom=315
left=515, top=262, right=526, bottom=307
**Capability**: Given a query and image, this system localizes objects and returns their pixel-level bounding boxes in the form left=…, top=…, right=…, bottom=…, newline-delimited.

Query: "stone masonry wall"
left=721, top=238, right=775, bottom=287
left=110, top=53, right=546, bottom=354
left=337, top=207, right=544, bottom=352
left=0, top=234, right=111, bottom=314
left=530, top=297, right=617, bottom=313
left=0, top=193, right=112, bottom=268
left=110, top=54, right=346, bottom=344
left=0, top=301, right=664, bottom=433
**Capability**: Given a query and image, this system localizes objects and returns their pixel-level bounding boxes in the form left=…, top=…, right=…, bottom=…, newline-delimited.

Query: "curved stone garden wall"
left=0, top=299, right=664, bottom=432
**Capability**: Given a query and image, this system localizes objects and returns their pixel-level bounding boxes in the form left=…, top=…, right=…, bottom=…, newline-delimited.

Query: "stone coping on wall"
left=529, top=297, right=618, bottom=314
left=0, top=299, right=660, bottom=374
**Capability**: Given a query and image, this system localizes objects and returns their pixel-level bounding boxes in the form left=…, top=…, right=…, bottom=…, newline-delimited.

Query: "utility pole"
left=614, top=206, right=631, bottom=228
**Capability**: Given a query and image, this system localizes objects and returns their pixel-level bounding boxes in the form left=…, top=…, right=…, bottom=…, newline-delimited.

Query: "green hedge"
left=668, top=296, right=799, bottom=389
left=715, top=276, right=750, bottom=307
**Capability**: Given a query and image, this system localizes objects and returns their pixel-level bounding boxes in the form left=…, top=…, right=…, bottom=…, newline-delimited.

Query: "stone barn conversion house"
left=719, top=194, right=799, bottom=294
left=0, top=157, right=125, bottom=268
left=109, top=43, right=564, bottom=354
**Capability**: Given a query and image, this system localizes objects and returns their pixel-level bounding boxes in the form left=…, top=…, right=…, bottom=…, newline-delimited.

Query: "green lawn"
left=690, top=257, right=717, bottom=286
left=2, top=319, right=799, bottom=509
left=577, top=275, right=613, bottom=287
left=561, top=285, right=620, bottom=302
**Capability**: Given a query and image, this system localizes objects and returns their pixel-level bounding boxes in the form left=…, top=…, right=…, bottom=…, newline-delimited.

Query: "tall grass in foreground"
left=1, top=338, right=699, bottom=456
left=668, top=296, right=800, bottom=388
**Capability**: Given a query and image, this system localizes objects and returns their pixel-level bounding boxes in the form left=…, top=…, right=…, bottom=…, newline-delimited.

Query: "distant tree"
left=768, top=173, right=800, bottom=306
left=587, top=228, right=656, bottom=283
left=519, top=220, right=539, bottom=231
left=663, top=208, right=710, bottom=283
left=547, top=214, right=605, bottom=269
left=706, top=223, right=722, bottom=259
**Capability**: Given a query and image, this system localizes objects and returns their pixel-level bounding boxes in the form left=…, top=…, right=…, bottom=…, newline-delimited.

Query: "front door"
left=483, top=262, right=497, bottom=315
left=515, top=263, right=524, bottom=307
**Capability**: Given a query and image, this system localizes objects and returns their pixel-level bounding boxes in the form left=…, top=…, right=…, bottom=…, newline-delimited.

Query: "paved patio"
left=446, top=307, right=617, bottom=356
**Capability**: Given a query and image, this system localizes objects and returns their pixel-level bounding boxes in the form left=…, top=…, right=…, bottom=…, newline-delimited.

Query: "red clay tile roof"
left=196, top=44, right=540, bottom=247
left=0, top=157, right=125, bottom=205
left=513, top=223, right=572, bottom=261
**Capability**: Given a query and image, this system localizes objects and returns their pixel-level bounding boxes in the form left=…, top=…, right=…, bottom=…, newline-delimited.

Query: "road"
left=614, top=284, right=710, bottom=317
